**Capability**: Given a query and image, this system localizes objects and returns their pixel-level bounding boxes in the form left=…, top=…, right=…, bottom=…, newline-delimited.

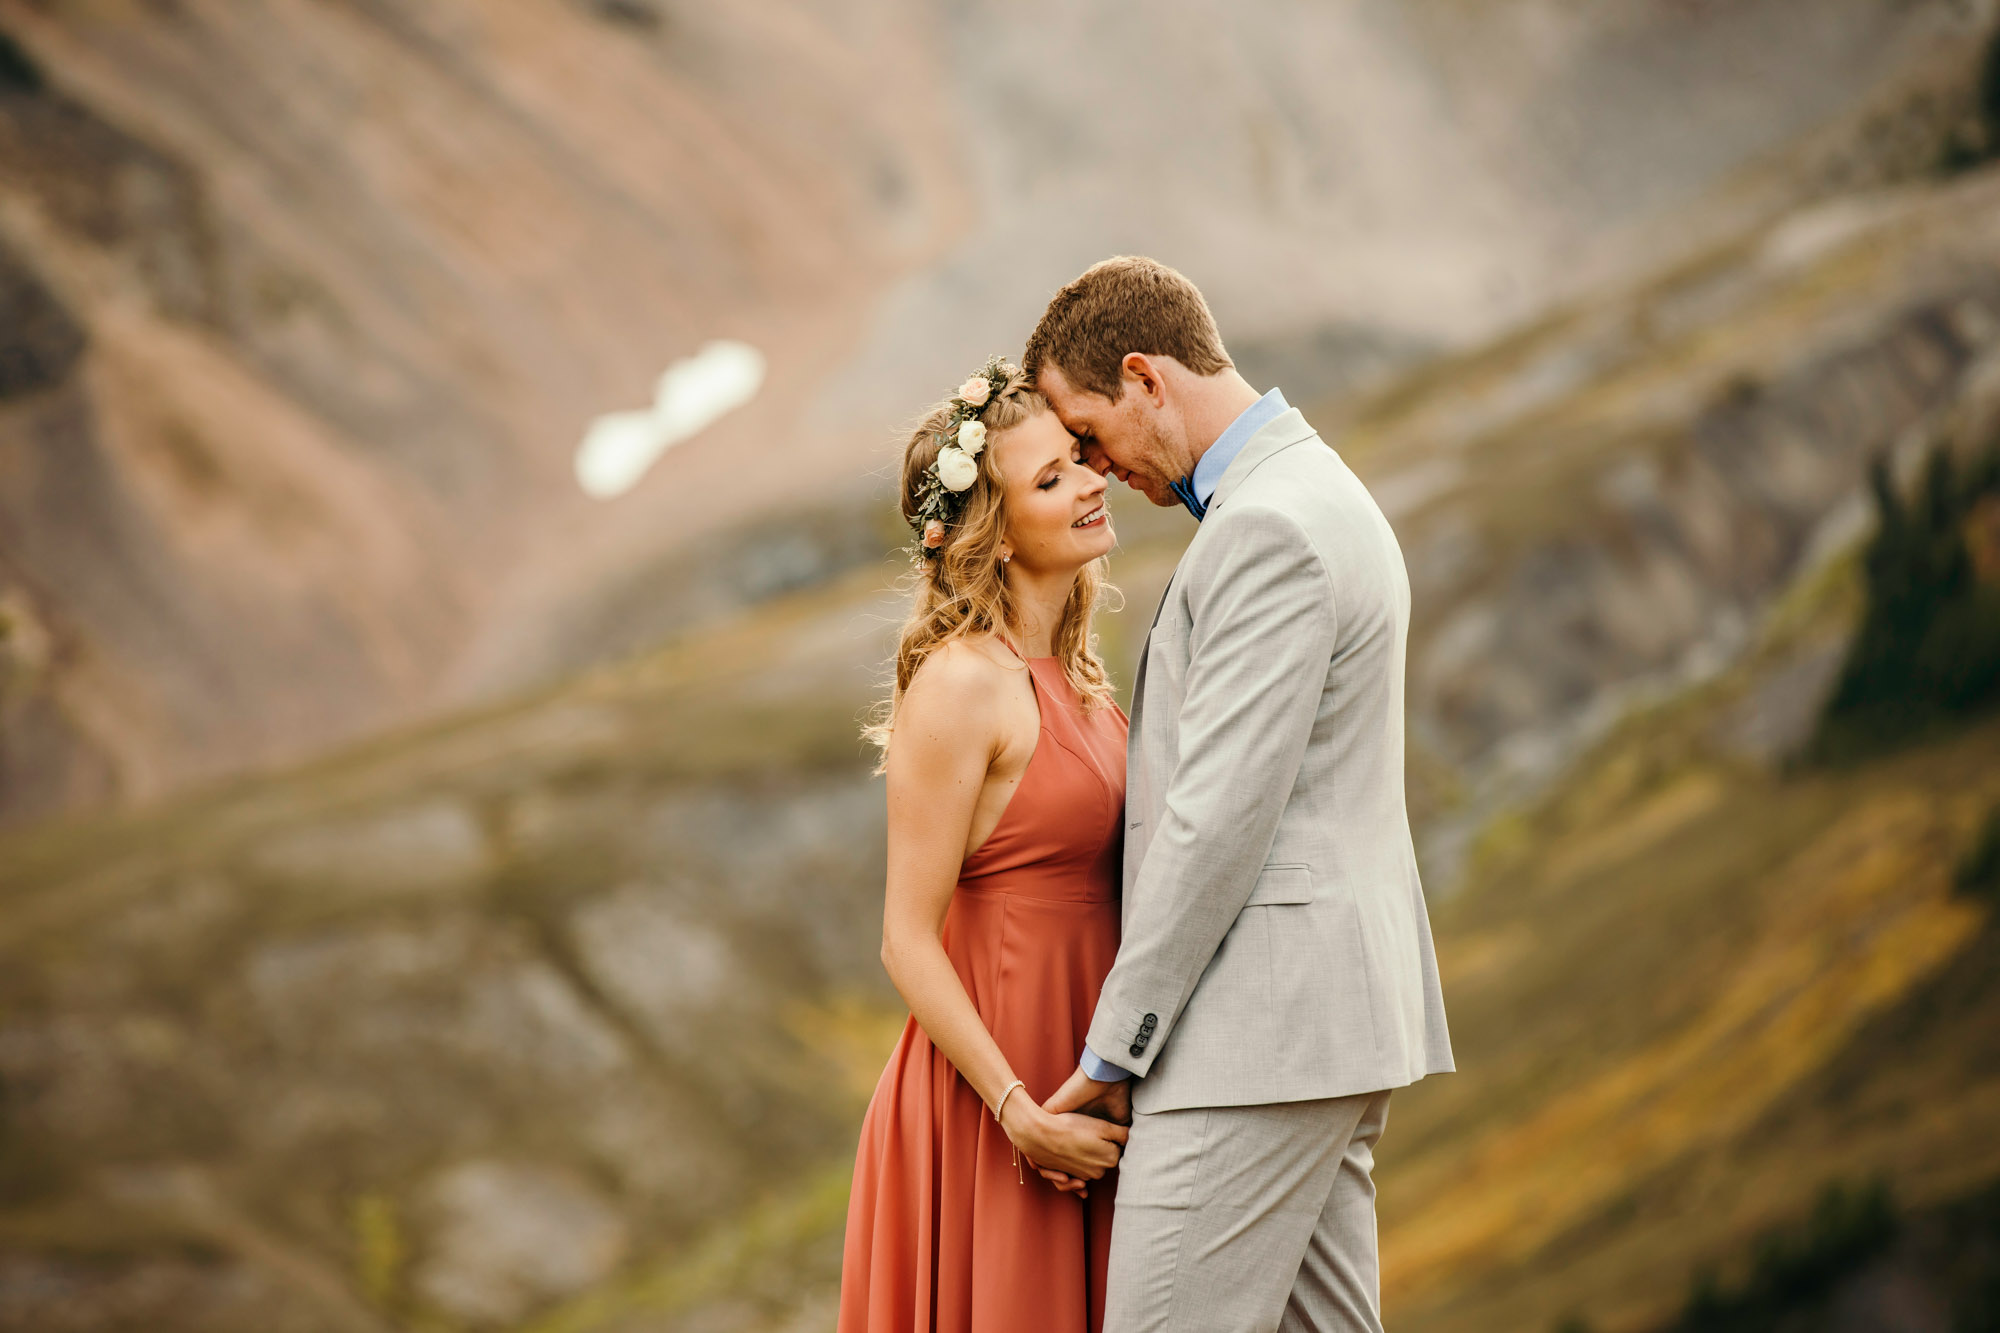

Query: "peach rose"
left=959, top=375, right=992, bottom=407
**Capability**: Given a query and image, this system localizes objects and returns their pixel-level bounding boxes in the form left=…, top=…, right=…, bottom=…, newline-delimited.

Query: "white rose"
left=958, top=375, right=992, bottom=407
left=935, top=445, right=979, bottom=492
left=957, top=419, right=987, bottom=456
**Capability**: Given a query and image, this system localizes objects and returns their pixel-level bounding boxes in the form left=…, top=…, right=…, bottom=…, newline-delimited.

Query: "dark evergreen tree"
left=1942, top=21, right=2000, bottom=172
left=1958, top=805, right=2000, bottom=903
left=0, top=27, right=42, bottom=93
left=1809, top=436, right=2000, bottom=762
left=1667, top=1180, right=1898, bottom=1332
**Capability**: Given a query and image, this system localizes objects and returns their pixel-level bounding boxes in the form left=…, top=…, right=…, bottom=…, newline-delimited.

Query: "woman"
left=840, top=358, right=1131, bottom=1333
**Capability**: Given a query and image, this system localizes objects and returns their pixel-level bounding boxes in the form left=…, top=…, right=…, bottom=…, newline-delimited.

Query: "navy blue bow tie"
left=1167, top=474, right=1208, bottom=521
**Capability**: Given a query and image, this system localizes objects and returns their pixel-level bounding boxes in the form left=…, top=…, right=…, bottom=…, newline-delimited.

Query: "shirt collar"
left=1173, top=387, right=1289, bottom=520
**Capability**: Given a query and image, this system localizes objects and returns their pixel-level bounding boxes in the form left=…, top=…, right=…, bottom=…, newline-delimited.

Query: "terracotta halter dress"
left=838, top=644, right=1129, bottom=1333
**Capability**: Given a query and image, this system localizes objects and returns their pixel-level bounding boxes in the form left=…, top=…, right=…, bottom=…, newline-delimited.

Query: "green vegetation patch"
left=1942, top=21, right=2000, bottom=173
left=1958, top=804, right=2000, bottom=904
left=1672, top=1179, right=1899, bottom=1333
left=1809, top=434, right=2000, bottom=763
left=0, top=27, right=43, bottom=93
left=1559, top=1176, right=2000, bottom=1333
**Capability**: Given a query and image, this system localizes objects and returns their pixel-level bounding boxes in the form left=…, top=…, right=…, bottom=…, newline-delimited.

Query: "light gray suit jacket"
left=1086, top=407, right=1455, bottom=1113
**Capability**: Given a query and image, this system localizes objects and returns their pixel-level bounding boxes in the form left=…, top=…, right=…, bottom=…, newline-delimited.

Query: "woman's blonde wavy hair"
left=863, top=362, right=1119, bottom=771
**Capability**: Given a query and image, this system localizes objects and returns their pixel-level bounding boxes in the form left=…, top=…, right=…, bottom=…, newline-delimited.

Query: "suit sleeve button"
left=1128, top=1044, right=1144, bottom=1058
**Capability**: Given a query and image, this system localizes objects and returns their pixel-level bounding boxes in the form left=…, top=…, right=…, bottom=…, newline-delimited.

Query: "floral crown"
left=910, top=355, right=1012, bottom=557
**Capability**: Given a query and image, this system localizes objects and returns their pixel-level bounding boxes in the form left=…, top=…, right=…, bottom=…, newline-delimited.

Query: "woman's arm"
left=879, top=642, right=1126, bottom=1185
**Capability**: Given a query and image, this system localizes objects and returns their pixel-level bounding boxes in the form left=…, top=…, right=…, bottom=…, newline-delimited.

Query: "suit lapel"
left=1124, top=410, right=1317, bottom=868
left=1127, top=406, right=1314, bottom=705
left=1133, top=405, right=1312, bottom=662
left=1205, top=408, right=1319, bottom=515
left=1147, top=568, right=1177, bottom=634
left=1121, top=414, right=1318, bottom=900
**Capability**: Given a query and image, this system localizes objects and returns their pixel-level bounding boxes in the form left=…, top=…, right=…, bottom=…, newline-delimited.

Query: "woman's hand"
left=1032, top=1066, right=1133, bottom=1196
left=999, top=1096, right=1127, bottom=1193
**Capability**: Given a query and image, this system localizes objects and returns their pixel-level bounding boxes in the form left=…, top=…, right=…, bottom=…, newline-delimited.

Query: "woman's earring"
left=1000, top=552, right=1012, bottom=564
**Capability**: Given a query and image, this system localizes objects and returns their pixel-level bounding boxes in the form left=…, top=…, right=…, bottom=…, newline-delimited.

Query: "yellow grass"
left=1387, top=798, right=1982, bottom=1296
left=1377, top=684, right=2000, bottom=1333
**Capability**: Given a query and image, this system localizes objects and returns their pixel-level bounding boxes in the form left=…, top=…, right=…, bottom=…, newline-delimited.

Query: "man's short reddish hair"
left=1023, top=256, right=1232, bottom=401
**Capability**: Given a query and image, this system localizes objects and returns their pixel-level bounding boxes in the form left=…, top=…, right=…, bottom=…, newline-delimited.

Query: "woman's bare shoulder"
left=904, top=634, right=1019, bottom=713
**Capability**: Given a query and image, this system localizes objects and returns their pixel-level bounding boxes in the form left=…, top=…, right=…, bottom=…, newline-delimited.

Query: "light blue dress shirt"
left=1079, top=386, right=1290, bottom=1083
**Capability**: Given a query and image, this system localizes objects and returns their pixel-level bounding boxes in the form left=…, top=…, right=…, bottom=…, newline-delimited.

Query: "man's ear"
left=1120, top=352, right=1167, bottom=407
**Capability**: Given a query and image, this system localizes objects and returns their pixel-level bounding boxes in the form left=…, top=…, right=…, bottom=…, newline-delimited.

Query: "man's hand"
left=1047, top=1065, right=1133, bottom=1123
left=1036, top=1066, right=1134, bottom=1196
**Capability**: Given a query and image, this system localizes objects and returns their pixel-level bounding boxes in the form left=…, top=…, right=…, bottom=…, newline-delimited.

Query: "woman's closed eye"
left=1038, top=450, right=1084, bottom=490
left=1037, top=443, right=1086, bottom=490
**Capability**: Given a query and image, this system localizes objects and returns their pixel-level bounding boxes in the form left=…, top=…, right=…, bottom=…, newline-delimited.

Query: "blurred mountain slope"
left=0, top=0, right=1987, bottom=825
left=1335, top=164, right=2000, bottom=879
left=0, top=558, right=910, bottom=1332
left=1375, top=552, right=2000, bottom=1333
left=7, top=150, right=2000, bottom=1332
left=3, top=423, right=1993, bottom=1333
left=0, top=0, right=961, bottom=824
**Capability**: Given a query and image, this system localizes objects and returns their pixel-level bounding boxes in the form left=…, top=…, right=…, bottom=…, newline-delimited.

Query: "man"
left=1023, top=257, right=1454, bottom=1333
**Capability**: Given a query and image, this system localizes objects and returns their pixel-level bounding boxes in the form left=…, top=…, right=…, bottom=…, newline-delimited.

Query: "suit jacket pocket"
left=1244, top=862, right=1314, bottom=906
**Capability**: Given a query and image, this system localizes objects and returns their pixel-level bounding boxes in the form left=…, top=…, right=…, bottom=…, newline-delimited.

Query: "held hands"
left=998, top=1079, right=1128, bottom=1199
left=1029, top=1066, right=1134, bottom=1197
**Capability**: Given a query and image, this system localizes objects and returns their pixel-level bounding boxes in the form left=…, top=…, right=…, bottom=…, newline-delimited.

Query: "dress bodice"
left=955, top=653, right=1128, bottom=902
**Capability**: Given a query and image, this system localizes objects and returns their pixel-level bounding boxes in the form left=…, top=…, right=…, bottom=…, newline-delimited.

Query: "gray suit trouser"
left=1104, top=1089, right=1393, bottom=1333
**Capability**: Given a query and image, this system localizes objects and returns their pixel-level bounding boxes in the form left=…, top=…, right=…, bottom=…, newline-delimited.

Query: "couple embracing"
left=838, top=257, right=1455, bottom=1333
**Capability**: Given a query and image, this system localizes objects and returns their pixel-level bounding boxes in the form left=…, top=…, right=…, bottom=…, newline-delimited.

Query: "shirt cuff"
left=1079, top=1044, right=1134, bottom=1082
